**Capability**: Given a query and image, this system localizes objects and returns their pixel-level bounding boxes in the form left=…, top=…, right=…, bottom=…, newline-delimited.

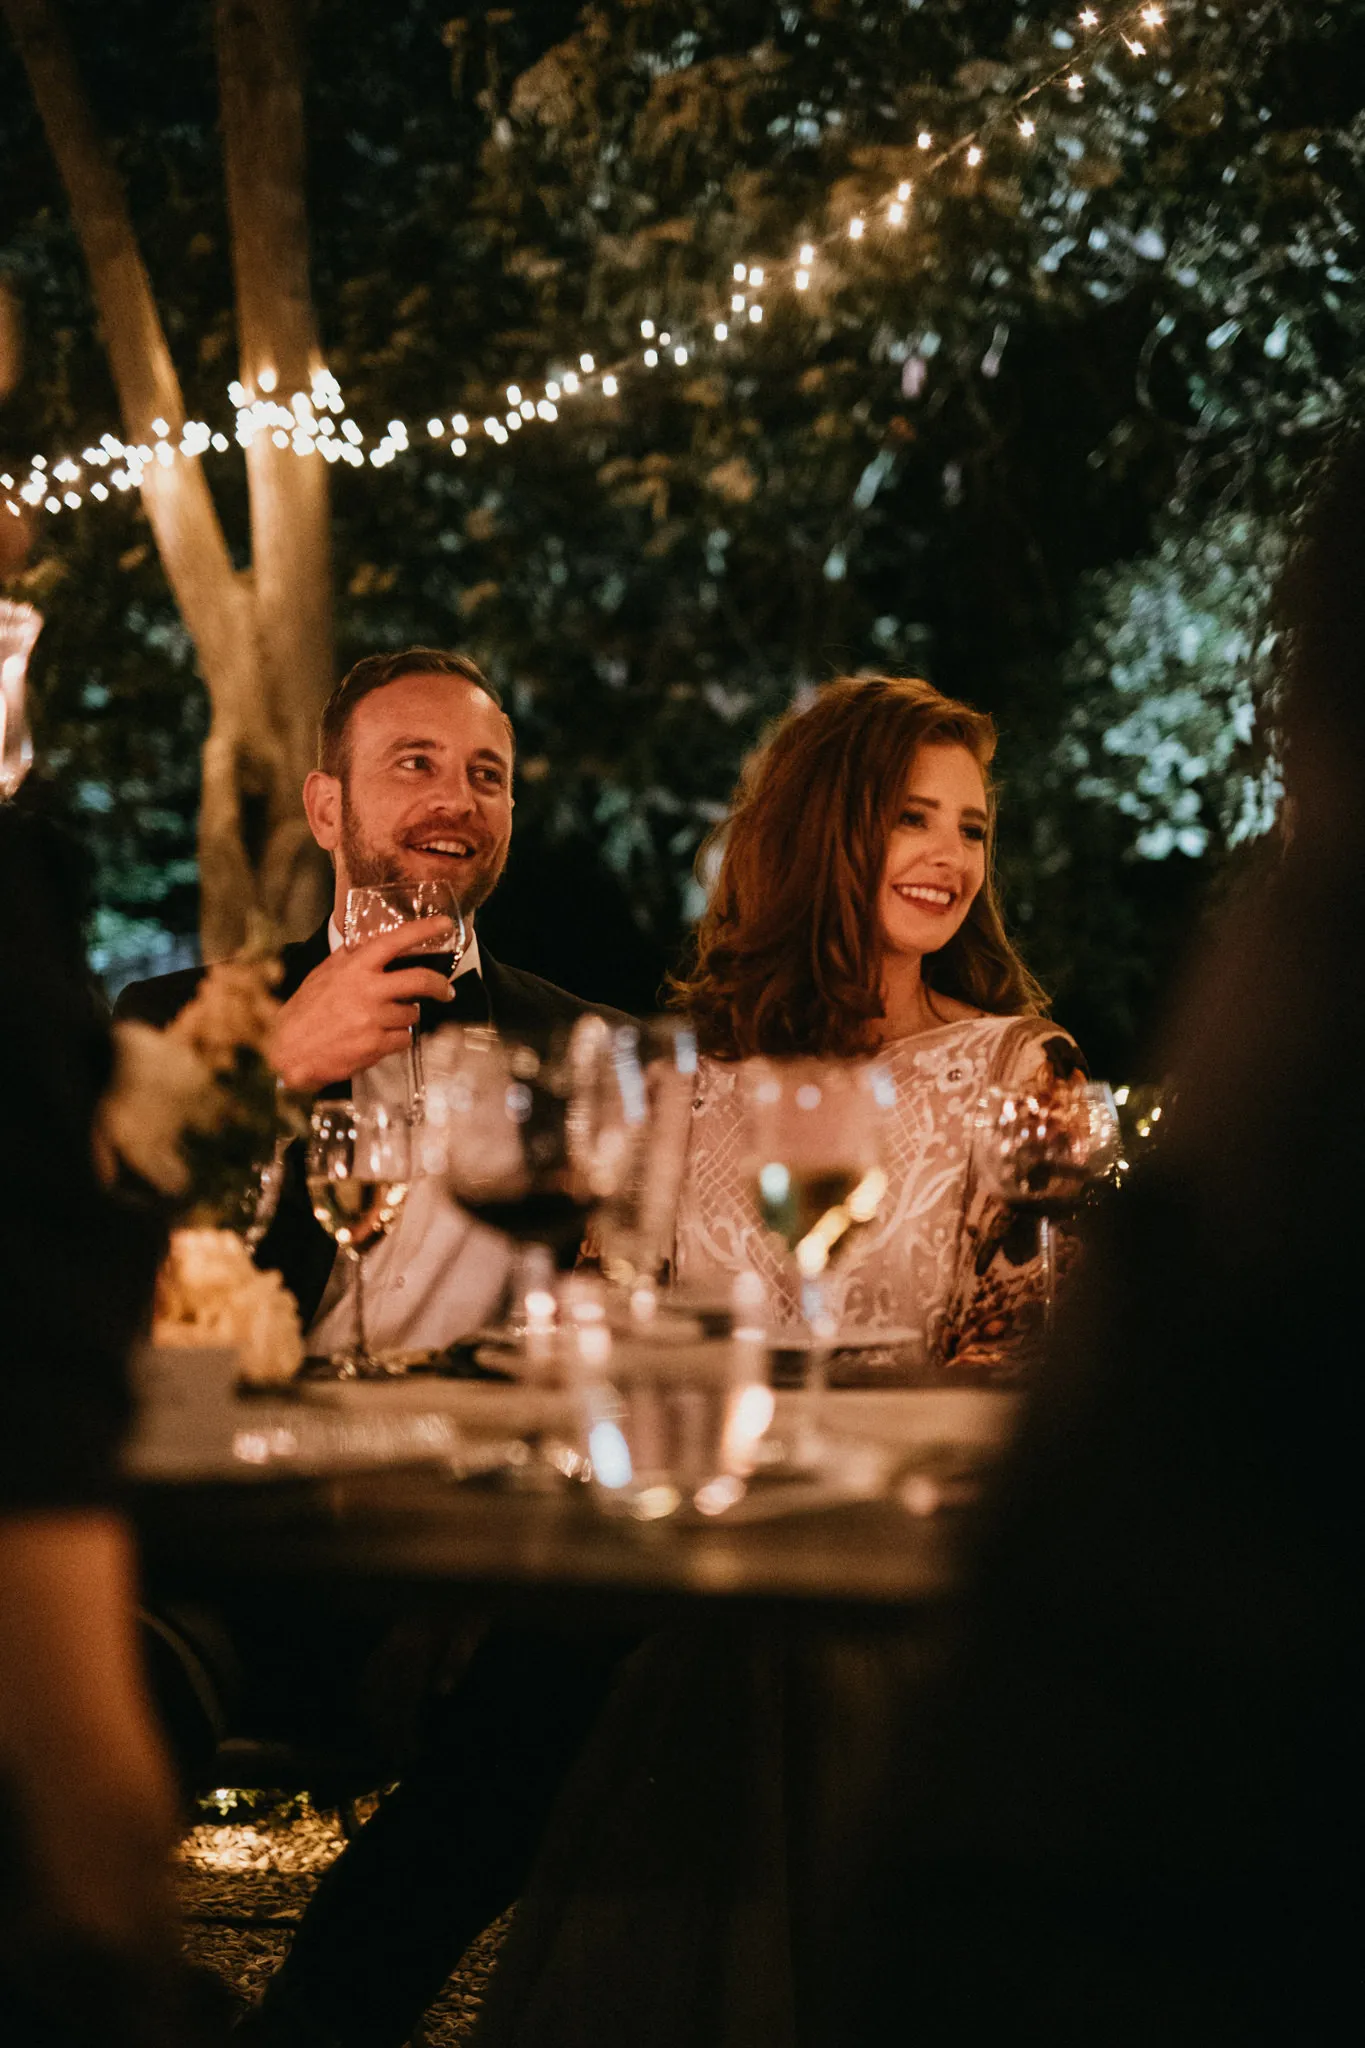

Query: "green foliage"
left=1058, top=509, right=1284, bottom=860
left=4, top=0, right=1365, bottom=1067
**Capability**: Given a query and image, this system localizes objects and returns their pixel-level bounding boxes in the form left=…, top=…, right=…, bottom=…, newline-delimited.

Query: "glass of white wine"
left=739, top=1056, right=894, bottom=1424
left=306, top=1101, right=411, bottom=1377
left=344, top=882, right=467, bottom=1116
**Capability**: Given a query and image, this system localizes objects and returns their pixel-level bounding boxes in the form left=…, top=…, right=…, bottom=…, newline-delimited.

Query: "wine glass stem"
left=351, top=1245, right=370, bottom=1366
left=1038, top=1214, right=1055, bottom=1343
left=799, top=1274, right=834, bottom=1445
left=408, top=1026, right=425, bottom=1119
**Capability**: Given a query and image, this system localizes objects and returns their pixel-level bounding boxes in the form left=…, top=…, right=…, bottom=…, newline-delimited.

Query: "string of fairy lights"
left=3, top=3, right=1182, bottom=527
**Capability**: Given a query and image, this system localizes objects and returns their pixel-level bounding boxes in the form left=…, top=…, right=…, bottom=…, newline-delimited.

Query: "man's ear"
left=303, top=771, right=342, bottom=853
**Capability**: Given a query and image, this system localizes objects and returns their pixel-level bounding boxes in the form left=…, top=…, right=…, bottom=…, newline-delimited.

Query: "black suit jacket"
left=114, top=923, right=631, bottom=1326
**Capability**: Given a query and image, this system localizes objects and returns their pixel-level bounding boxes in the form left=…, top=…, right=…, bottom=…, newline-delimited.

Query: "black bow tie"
left=419, top=969, right=490, bottom=1033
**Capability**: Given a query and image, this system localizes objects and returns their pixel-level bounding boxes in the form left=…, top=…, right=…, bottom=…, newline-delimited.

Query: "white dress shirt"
left=306, top=922, right=512, bottom=1354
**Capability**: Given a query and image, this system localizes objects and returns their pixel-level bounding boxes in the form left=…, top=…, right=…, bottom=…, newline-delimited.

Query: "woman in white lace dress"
left=670, top=672, right=1083, bottom=1373
left=472, top=678, right=1086, bottom=2048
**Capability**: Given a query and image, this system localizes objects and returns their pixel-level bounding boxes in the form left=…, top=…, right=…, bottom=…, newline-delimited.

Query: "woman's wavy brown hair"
left=671, top=674, right=1047, bottom=1058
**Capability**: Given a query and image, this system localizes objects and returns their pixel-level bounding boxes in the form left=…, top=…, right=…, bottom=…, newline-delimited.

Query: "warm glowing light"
left=258, top=367, right=277, bottom=392
left=799, top=243, right=815, bottom=264
left=644, top=347, right=658, bottom=365
left=580, top=353, right=594, bottom=372
left=794, top=271, right=809, bottom=292
left=452, top=413, right=468, bottom=434
left=917, top=130, right=932, bottom=149
left=1019, top=117, right=1036, bottom=137
left=640, top=319, right=655, bottom=337
left=715, top=319, right=729, bottom=338
left=966, top=144, right=983, bottom=167
left=1067, top=72, right=1084, bottom=90
left=601, top=374, right=618, bottom=395
left=848, top=216, right=865, bottom=239
left=673, top=345, right=688, bottom=365
left=563, top=371, right=580, bottom=393
left=748, top=304, right=762, bottom=323
left=748, top=266, right=764, bottom=286
left=733, top=262, right=747, bottom=281
left=1079, top=7, right=1099, bottom=23
left=888, top=202, right=905, bottom=225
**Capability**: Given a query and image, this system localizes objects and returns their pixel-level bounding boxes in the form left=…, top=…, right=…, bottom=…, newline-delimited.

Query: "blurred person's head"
left=1277, top=429, right=1365, bottom=852
left=675, top=673, right=1045, bottom=1058
left=1158, top=431, right=1365, bottom=1240
left=304, top=647, right=515, bottom=917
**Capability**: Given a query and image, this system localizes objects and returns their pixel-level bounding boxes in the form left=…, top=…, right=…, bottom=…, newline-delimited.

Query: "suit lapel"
left=252, top=918, right=337, bottom=1329
left=278, top=920, right=333, bottom=1001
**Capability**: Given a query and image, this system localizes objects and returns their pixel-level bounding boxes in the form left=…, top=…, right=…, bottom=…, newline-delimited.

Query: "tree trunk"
left=1, top=0, right=332, bottom=956
left=216, top=0, right=334, bottom=943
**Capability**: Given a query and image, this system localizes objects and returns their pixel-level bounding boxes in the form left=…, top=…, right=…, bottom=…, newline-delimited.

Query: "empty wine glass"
left=306, top=1101, right=411, bottom=1377
left=344, top=882, right=467, bottom=1115
left=971, top=1079, right=1120, bottom=1337
left=738, top=1056, right=895, bottom=1419
left=588, top=1018, right=699, bottom=1320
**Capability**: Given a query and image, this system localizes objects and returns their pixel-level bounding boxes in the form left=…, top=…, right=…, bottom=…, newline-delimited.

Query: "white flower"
left=154, top=1228, right=303, bottom=1387
left=96, top=1022, right=214, bottom=1194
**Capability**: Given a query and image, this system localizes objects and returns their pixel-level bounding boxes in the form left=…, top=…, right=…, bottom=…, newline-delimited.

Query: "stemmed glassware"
left=971, top=1080, right=1121, bottom=1338
left=585, top=1019, right=699, bottom=1319
left=344, top=882, right=466, bottom=1115
left=422, top=1016, right=660, bottom=1378
left=305, top=1101, right=411, bottom=1377
left=426, top=1016, right=640, bottom=1269
left=738, top=1056, right=894, bottom=1407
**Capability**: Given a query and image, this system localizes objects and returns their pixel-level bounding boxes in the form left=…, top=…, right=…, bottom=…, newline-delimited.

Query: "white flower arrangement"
left=96, top=943, right=309, bottom=1388
left=154, top=1227, right=303, bottom=1388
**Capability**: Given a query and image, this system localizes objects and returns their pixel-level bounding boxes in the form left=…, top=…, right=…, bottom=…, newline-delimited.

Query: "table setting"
left=101, top=877, right=1135, bottom=1616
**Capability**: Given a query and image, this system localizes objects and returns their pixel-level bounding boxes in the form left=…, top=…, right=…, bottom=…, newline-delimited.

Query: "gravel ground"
left=178, top=1795, right=509, bottom=2046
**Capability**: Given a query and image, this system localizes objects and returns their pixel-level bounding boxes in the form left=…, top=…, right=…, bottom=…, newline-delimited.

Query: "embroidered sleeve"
left=940, top=1026, right=1087, bottom=1377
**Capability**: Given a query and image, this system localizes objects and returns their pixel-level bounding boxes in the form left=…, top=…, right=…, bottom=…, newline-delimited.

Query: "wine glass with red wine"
left=425, top=1017, right=641, bottom=1297
left=971, top=1081, right=1120, bottom=1337
left=344, top=882, right=467, bottom=1114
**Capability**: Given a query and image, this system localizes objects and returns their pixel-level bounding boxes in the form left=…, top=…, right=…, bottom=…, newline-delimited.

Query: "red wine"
left=385, top=949, right=456, bottom=980
left=458, top=1190, right=591, bottom=1268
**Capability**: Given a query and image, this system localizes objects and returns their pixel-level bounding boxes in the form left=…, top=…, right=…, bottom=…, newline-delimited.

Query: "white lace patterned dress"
left=672, top=1015, right=1084, bottom=1373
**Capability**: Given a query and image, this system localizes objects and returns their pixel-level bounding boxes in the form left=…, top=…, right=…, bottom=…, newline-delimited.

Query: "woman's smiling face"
left=878, top=741, right=989, bottom=959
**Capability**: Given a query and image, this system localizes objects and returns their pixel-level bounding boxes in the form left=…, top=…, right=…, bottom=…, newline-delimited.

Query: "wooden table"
left=131, top=1384, right=1017, bottom=1624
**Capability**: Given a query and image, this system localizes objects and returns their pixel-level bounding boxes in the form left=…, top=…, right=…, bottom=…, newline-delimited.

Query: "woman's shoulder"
left=988, top=1013, right=1087, bottom=1084
left=887, top=1010, right=1083, bottom=1076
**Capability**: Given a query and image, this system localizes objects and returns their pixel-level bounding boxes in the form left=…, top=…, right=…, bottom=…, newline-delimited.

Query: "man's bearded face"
left=332, top=673, right=514, bottom=913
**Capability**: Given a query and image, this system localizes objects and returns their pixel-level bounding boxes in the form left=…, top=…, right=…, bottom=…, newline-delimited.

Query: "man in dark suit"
left=117, top=645, right=625, bottom=1344
left=119, top=647, right=634, bottom=2048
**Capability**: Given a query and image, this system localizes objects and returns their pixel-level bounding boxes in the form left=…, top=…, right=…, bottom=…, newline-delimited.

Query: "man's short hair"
left=318, top=646, right=511, bottom=778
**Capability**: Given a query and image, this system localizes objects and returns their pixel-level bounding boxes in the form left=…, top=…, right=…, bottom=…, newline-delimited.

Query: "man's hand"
left=268, top=918, right=456, bottom=1092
